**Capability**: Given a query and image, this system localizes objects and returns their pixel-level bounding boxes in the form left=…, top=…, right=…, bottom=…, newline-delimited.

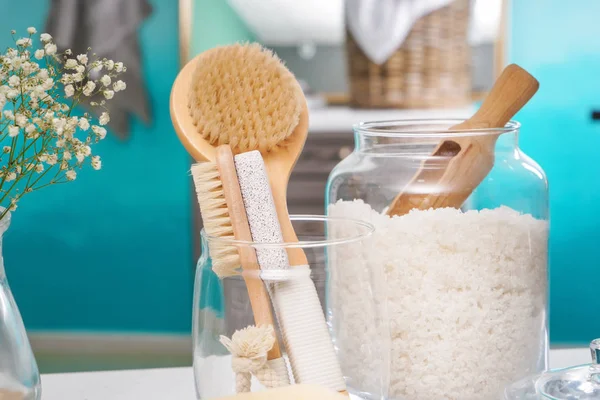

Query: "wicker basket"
left=346, top=0, right=471, bottom=108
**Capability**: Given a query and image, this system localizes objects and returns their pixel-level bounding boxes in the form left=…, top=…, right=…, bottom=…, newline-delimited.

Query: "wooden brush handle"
left=216, top=145, right=282, bottom=360
left=387, top=64, right=539, bottom=217
left=269, top=177, right=309, bottom=267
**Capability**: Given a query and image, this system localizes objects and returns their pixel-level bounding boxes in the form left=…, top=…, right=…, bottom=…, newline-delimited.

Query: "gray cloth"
left=45, top=0, right=153, bottom=140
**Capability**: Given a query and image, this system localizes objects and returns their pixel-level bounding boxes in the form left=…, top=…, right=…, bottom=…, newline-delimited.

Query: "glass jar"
left=326, top=119, right=549, bottom=400
left=192, top=215, right=384, bottom=400
left=505, top=339, right=600, bottom=399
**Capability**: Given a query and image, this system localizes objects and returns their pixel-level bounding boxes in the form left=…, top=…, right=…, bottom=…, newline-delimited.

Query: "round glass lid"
left=505, top=339, right=600, bottom=399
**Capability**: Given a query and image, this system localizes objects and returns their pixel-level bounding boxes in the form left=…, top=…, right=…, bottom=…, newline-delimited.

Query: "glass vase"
left=0, top=212, right=41, bottom=400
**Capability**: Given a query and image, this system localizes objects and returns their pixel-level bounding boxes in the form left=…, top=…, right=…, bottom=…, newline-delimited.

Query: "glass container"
left=192, top=215, right=384, bottom=399
left=326, top=119, right=549, bottom=400
left=505, top=339, right=600, bottom=399
left=0, top=212, right=41, bottom=400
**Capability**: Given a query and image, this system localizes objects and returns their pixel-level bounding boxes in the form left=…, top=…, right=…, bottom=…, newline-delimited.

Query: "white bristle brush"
left=234, top=150, right=347, bottom=393
left=191, top=145, right=289, bottom=386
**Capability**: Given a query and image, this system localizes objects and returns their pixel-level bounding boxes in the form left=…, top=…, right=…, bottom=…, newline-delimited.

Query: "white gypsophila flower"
left=62, top=150, right=71, bottom=160
left=65, top=59, right=78, bottom=69
left=27, top=27, right=37, bottom=34
left=83, top=81, right=96, bottom=96
left=8, top=126, right=18, bottom=137
left=0, top=86, right=8, bottom=95
left=38, top=154, right=48, bottom=162
left=44, top=43, right=57, bottom=55
left=42, top=78, right=53, bottom=91
left=92, top=125, right=107, bottom=139
left=5, top=172, right=16, bottom=182
left=40, top=33, right=52, bottom=42
left=11, top=57, right=22, bottom=69
left=32, top=85, right=45, bottom=97
left=66, top=170, right=76, bottom=181
left=8, top=75, right=19, bottom=87
left=64, top=84, right=74, bottom=98
left=76, top=151, right=85, bottom=162
left=21, top=61, right=34, bottom=75
left=15, top=166, right=21, bottom=174
left=83, top=145, right=91, bottom=156
left=65, top=49, right=72, bottom=55
left=75, top=64, right=85, bottom=73
left=25, top=124, right=36, bottom=134
left=15, top=114, right=27, bottom=127
left=55, top=139, right=65, bottom=148
left=3, top=146, right=10, bottom=153
left=37, top=68, right=48, bottom=79
left=103, top=90, right=114, bottom=100
left=35, top=164, right=44, bottom=173
left=105, top=60, right=114, bottom=70
left=114, top=62, right=123, bottom=72
left=77, top=54, right=88, bottom=65
left=43, top=110, right=54, bottom=120
left=78, top=118, right=90, bottom=131
left=113, top=80, right=126, bottom=92
left=6, top=48, right=17, bottom=58
left=6, top=89, right=18, bottom=99
left=16, top=38, right=32, bottom=47
left=91, top=155, right=101, bottom=170
left=3, top=110, right=14, bottom=120
left=99, top=112, right=110, bottom=125
left=100, top=75, right=111, bottom=86
left=46, top=154, right=58, bottom=165
left=9, top=198, right=17, bottom=211
left=72, top=72, right=84, bottom=82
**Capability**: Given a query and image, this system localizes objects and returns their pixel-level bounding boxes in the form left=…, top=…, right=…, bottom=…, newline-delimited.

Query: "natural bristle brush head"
left=174, top=43, right=306, bottom=157
left=191, top=162, right=239, bottom=277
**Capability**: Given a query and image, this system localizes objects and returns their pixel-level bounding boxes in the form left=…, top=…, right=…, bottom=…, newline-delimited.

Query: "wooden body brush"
left=387, top=64, right=539, bottom=216
left=191, top=146, right=289, bottom=384
left=170, top=43, right=309, bottom=267
left=172, top=44, right=347, bottom=394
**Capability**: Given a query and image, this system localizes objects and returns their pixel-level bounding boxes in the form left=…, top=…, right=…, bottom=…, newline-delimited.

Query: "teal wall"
left=190, top=0, right=255, bottom=55
left=1, top=0, right=192, bottom=333
left=510, top=0, right=600, bottom=344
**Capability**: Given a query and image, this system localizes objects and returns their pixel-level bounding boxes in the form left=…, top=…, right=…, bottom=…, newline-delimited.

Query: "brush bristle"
left=188, top=43, right=304, bottom=154
left=191, top=162, right=240, bottom=277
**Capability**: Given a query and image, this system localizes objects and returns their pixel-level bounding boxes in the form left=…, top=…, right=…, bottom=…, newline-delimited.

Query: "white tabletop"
left=41, top=348, right=591, bottom=400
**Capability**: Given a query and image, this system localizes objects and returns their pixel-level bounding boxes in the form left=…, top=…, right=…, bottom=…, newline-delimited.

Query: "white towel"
left=346, top=0, right=454, bottom=64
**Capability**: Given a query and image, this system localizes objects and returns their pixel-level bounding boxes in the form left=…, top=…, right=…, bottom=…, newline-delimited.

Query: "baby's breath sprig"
left=0, top=27, right=126, bottom=221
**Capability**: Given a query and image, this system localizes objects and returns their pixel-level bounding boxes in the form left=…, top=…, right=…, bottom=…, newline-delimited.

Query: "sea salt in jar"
left=326, top=119, right=549, bottom=400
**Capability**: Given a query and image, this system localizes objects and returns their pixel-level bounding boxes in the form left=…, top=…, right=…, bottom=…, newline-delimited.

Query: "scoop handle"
left=454, top=64, right=539, bottom=130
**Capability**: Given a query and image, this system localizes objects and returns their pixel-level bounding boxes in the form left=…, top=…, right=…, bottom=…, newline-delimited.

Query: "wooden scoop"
left=386, top=64, right=539, bottom=216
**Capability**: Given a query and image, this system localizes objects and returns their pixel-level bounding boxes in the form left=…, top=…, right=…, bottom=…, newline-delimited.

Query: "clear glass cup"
left=192, top=215, right=384, bottom=399
left=0, top=212, right=41, bottom=400
left=326, top=119, right=549, bottom=400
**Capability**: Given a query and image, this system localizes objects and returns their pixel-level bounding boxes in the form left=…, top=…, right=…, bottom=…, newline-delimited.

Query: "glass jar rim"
left=354, top=119, right=521, bottom=138
left=201, top=214, right=375, bottom=249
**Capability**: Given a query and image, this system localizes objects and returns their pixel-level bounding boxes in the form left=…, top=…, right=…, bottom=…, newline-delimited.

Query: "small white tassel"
left=220, top=325, right=287, bottom=393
